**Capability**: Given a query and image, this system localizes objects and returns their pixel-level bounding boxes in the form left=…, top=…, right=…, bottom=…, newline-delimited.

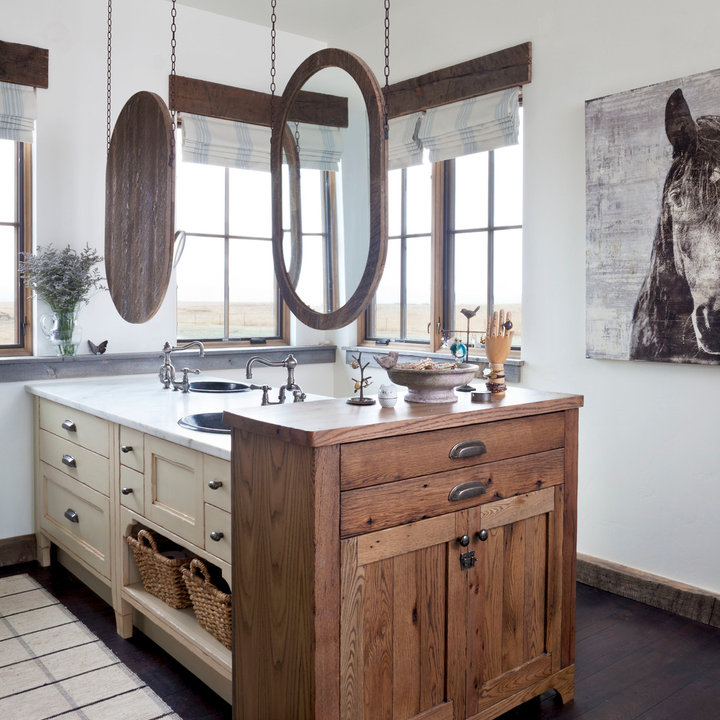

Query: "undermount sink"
left=177, top=412, right=231, bottom=434
left=188, top=380, right=251, bottom=393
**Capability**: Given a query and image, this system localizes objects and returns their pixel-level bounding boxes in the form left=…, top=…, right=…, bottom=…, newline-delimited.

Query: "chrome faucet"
left=159, top=341, right=205, bottom=391
left=245, top=353, right=305, bottom=404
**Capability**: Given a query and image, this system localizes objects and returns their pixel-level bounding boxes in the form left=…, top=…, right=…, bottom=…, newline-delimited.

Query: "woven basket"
left=126, top=529, right=193, bottom=609
left=182, top=558, right=232, bottom=650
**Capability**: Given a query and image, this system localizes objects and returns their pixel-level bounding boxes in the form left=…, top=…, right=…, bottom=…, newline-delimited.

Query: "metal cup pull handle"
left=62, top=454, right=77, bottom=469
left=448, top=479, right=488, bottom=502
left=209, top=531, right=224, bottom=542
left=449, top=440, right=487, bottom=460
left=62, top=419, right=77, bottom=432
left=64, top=508, right=79, bottom=523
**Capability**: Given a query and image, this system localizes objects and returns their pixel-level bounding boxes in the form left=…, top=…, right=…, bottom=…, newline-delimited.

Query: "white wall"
left=330, top=0, right=720, bottom=593
left=0, top=0, right=326, bottom=539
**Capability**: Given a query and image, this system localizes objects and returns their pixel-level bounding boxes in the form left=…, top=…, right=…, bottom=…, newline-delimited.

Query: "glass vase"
left=40, top=308, right=82, bottom=357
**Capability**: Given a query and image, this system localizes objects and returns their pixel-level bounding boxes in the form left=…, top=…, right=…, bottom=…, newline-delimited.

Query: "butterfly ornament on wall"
left=88, top=340, right=108, bottom=355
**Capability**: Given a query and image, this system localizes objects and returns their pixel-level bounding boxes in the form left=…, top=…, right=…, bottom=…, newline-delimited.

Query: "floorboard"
left=1, top=562, right=718, bottom=719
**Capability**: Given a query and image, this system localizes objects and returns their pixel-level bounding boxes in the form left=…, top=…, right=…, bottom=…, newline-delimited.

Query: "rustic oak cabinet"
left=226, top=387, right=582, bottom=720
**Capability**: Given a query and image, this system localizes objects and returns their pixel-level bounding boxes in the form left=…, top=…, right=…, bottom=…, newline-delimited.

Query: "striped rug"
left=0, top=574, right=182, bottom=720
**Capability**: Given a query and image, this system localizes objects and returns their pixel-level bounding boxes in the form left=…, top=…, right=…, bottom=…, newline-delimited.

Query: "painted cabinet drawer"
left=39, top=429, right=110, bottom=496
left=204, top=504, right=231, bottom=564
left=144, top=435, right=204, bottom=546
left=119, top=426, right=144, bottom=472
left=39, top=461, right=110, bottom=578
left=203, top=455, right=231, bottom=512
left=120, top=465, right=144, bottom=515
left=39, top=399, right=110, bottom=457
left=340, top=412, right=565, bottom=490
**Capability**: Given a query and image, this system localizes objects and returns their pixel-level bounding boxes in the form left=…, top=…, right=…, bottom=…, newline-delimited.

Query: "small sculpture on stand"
left=453, top=305, right=481, bottom=392
left=347, top=352, right=376, bottom=405
left=482, top=310, right=513, bottom=397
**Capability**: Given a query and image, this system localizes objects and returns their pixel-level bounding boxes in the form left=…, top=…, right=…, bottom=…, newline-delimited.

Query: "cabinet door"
left=454, top=486, right=562, bottom=719
left=341, top=514, right=458, bottom=720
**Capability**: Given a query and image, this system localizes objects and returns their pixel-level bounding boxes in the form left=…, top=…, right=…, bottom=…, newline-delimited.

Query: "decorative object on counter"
left=88, top=339, right=108, bottom=355
left=483, top=309, right=513, bottom=397
left=440, top=306, right=484, bottom=391
left=20, top=244, right=105, bottom=356
left=387, top=358, right=477, bottom=403
left=471, top=389, right=492, bottom=403
left=377, top=383, right=398, bottom=408
left=347, top=352, right=376, bottom=405
left=373, top=350, right=399, bottom=369
left=125, top=529, right=194, bottom=609
left=182, top=558, right=232, bottom=650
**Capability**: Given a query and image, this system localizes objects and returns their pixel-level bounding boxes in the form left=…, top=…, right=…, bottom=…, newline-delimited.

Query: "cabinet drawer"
left=340, top=448, right=564, bottom=537
left=204, top=455, right=231, bottom=512
left=120, top=465, right=144, bottom=515
left=120, top=426, right=144, bottom=472
left=340, top=412, right=565, bottom=490
left=204, top=504, right=232, bottom=563
left=39, top=429, right=109, bottom=496
left=144, top=435, right=204, bottom=546
left=39, top=399, right=110, bottom=457
left=39, top=461, right=110, bottom=578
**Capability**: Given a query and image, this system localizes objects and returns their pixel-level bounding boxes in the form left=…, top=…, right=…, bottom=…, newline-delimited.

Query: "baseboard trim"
left=577, top=553, right=720, bottom=628
left=0, top=534, right=37, bottom=567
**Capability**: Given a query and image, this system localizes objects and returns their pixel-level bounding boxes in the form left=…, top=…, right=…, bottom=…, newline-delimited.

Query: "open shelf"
left=122, top=582, right=231, bottom=680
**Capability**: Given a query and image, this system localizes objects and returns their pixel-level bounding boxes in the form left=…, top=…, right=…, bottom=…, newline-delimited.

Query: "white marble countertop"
left=25, top=374, right=310, bottom=460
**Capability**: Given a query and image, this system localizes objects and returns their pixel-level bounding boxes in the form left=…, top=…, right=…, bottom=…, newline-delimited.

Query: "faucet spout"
left=245, top=354, right=303, bottom=403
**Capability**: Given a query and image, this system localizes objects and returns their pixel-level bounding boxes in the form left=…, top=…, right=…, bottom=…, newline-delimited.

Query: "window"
left=365, top=115, right=522, bottom=351
left=0, top=139, right=32, bottom=355
left=175, top=156, right=284, bottom=343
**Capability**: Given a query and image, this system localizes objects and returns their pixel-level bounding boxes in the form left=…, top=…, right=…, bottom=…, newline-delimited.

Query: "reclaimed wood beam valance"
left=170, top=75, right=349, bottom=128
left=0, top=39, right=49, bottom=89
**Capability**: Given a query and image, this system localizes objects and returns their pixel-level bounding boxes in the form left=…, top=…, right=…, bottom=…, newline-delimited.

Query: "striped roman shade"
left=0, top=81, right=36, bottom=143
left=292, top=122, right=344, bottom=172
left=388, top=112, right=424, bottom=170
left=417, top=87, right=520, bottom=162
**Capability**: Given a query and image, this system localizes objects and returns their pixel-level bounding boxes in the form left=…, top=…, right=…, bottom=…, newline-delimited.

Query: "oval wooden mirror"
left=105, top=91, right=175, bottom=323
left=271, top=49, right=387, bottom=330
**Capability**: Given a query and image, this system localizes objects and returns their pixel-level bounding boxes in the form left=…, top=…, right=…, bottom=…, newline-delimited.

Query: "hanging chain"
left=383, top=0, right=391, bottom=138
left=270, top=0, right=277, bottom=129
left=106, top=0, right=112, bottom=154
left=169, top=0, right=178, bottom=163
left=294, top=121, right=300, bottom=153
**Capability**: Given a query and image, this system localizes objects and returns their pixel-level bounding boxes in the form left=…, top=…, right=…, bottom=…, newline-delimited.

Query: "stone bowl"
left=386, top=363, right=478, bottom=403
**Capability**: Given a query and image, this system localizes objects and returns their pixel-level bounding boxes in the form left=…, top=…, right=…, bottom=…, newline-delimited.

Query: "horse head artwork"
left=630, top=88, right=720, bottom=362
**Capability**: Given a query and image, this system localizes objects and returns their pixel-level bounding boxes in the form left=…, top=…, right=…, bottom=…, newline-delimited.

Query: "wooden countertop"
left=223, top=386, right=583, bottom=447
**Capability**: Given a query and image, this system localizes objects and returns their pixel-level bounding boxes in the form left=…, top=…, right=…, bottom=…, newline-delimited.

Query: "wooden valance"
left=0, top=39, right=49, bottom=89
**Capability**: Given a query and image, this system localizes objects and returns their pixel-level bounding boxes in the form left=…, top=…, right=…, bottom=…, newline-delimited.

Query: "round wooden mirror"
left=105, top=91, right=175, bottom=324
left=271, top=49, right=387, bottom=330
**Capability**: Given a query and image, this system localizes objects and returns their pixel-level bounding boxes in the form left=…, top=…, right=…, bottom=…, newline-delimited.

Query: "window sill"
left=0, top=345, right=337, bottom=383
left=344, top=346, right=523, bottom=383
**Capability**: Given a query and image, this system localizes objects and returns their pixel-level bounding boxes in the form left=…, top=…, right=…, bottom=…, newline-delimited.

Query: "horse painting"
left=630, top=88, right=720, bottom=361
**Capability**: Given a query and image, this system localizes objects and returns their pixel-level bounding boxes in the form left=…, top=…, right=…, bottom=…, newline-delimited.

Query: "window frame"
left=1, top=141, right=33, bottom=357
left=361, top=148, right=522, bottom=354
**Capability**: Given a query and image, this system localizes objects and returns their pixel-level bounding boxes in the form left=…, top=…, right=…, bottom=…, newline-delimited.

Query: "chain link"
left=106, top=0, right=112, bottom=154
left=383, top=0, right=390, bottom=138
left=169, top=0, right=178, bottom=163
left=270, top=0, right=277, bottom=129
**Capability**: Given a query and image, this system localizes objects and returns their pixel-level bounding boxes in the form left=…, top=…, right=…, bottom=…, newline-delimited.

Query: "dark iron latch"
left=459, top=550, right=477, bottom=571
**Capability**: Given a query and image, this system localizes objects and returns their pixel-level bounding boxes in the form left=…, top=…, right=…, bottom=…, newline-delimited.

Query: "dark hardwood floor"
left=2, top=560, right=719, bottom=719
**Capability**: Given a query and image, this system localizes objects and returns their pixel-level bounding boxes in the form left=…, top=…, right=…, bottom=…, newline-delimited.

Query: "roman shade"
left=0, top=81, right=36, bottom=143
left=388, top=112, right=424, bottom=170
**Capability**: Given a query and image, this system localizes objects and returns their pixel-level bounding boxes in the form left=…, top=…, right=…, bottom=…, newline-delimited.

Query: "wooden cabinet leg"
left=37, top=533, right=51, bottom=567
left=115, top=601, right=134, bottom=639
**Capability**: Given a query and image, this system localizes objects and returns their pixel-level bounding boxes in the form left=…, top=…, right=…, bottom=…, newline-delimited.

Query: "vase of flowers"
left=19, top=244, right=105, bottom=356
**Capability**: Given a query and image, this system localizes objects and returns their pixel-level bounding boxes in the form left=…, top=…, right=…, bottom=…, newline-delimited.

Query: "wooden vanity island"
left=224, top=386, right=583, bottom=720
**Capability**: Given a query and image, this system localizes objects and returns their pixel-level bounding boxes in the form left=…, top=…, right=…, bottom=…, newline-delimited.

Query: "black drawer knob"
left=121, top=487, right=133, bottom=495
left=210, top=531, right=224, bottom=542
left=457, top=534, right=471, bottom=547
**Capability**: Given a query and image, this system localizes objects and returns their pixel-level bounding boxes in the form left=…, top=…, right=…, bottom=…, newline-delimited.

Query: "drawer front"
left=120, top=465, right=145, bottom=515
left=119, top=426, right=144, bottom=472
left=39, top=399, right=110, bottom=457
left=144, top=435, right=204, bottom=546
left=340, top=412, right=565, bottom=490
left=204, top=504, right=232, bottom=563
left=203, top=454, right=231, bottom=512
left=39, top=461, right=110, bottom=578
left=39, top=429, right=110, bottom=496
left=340, top=448, right=564, bottom=537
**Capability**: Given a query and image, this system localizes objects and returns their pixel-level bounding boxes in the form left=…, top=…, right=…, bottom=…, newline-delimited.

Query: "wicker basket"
left=182, top=558, right=232, bottom=650
left=126, top=529, right=193, bottom=609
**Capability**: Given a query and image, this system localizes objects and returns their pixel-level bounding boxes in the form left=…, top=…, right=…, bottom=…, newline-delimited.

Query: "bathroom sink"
left=177, top=412, right=231, bottom=434
left=188, top=380, right=251, bottom=393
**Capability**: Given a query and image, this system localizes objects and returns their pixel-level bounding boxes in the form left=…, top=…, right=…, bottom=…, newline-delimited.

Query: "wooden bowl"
left=386, top=363, right=478, bottom=403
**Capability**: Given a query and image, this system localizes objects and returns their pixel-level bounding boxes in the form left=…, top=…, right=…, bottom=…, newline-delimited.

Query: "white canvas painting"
left=585, top=68, right=720, bottom=364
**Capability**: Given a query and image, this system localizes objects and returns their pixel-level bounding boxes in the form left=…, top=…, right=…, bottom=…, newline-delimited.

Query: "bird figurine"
left=373, top=351, right=399, bottom=369
left=460, top=305, right=481, bottom=321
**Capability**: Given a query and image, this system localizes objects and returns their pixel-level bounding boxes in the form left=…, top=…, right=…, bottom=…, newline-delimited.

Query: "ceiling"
left=176, top=0, right=376, bottom=43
